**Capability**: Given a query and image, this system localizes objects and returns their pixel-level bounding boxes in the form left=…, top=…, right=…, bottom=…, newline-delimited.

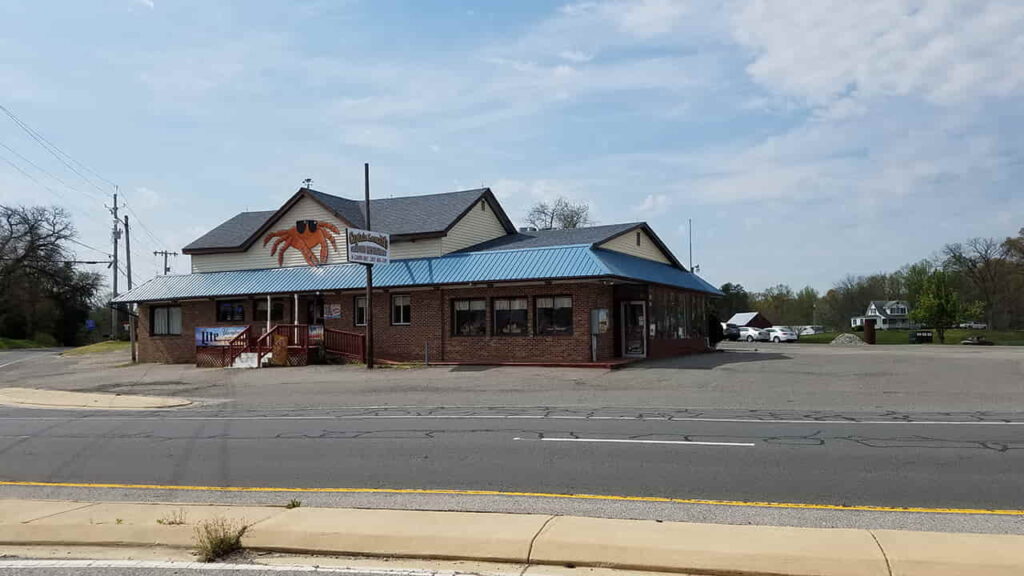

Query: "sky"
left=1, top=0, right=1022, bottom=292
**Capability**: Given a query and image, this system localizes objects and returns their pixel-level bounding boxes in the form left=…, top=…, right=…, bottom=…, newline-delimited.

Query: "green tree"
left=717, top=282, right=751, bottom=320
left=910, top=269, right=981, bottom=343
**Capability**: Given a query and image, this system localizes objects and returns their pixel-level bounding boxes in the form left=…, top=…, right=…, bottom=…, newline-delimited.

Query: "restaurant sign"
left=346, top=228, right=390, bottom=265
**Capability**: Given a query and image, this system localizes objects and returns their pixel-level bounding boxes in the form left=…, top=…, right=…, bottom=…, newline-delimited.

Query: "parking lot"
left=1, top=342, right=1022, bottom=414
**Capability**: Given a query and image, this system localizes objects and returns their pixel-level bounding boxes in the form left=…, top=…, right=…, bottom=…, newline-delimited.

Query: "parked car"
left=958, top=321, right=988, bottom=329
left=721, top=322, right=741, bottom=341
left=961, top=335, right=994, bottom=346
left=764, top=327, right=799, bottom=343
left=738, top=326, right=768, bottom=342
left=800, top=325, right=825, bottom=335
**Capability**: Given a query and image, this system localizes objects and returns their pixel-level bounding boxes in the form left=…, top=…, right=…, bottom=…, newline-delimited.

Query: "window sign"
left=347, top=228, right=390, bottom=264
left=323, top=303, right=342, bottom=320
left=195, top=326, right=246, bottom=346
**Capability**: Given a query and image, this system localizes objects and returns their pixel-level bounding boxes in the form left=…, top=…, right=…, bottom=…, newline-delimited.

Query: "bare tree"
left=525, top=197, right=593, bottom=230
left=0, top=205, right=74, bottom=285
left=942, top=237, right=1009, bottom=326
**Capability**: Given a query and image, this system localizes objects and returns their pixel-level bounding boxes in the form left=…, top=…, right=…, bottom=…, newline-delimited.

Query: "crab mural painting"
left=264, top=219, right=341, bottom=266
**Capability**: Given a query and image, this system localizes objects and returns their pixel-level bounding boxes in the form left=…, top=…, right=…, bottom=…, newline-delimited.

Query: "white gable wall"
left=598, top=229, right=672, bottom=264
left=441, top=199, right=507, bottom=254
left=191, top=196, right=350, bottom=273
left=391, top=238, right=442, bottom=259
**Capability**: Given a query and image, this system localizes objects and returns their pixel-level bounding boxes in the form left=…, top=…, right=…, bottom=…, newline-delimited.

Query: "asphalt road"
left=0, top=406, right=1020, bottom=511
left=0, top=348, right=64, bottom=370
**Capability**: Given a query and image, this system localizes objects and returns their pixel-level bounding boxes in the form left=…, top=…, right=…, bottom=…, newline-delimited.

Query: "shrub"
left=193, top=517, right=247, bottom=562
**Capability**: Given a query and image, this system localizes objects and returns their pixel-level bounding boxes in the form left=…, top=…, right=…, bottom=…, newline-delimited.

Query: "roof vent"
left=519, top=226, right=539, bottom=232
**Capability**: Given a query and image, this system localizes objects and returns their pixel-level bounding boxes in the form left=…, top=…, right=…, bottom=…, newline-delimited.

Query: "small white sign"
left=346, top=228, right=390, bottom=265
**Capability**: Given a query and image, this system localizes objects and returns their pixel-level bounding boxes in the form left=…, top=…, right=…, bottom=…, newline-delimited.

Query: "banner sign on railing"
left=195, top=326, right=247, bottom=347
left=346, top=228, right=390, bottom=265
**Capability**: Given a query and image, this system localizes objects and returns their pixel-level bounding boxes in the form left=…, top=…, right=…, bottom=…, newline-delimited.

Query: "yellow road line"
left=0, top=480, right=1020, bottom=516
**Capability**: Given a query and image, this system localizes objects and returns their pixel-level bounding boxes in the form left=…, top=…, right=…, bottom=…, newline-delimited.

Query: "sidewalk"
left=1, top=499, right=1022, bottom=575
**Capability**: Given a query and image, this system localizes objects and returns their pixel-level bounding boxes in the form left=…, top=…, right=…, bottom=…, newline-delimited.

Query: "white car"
left=764, top=327, right=799, bottom=343
left=800, top=325, right=825, bottom=335
left=738, top=326, right=768, bottom=342
left=958, top=321, right=988, bottom=329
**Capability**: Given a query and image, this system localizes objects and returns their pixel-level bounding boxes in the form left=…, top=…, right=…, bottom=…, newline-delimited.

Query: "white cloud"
left=134, top=0, right=155, bottom=8
left=558, top=50, right=593, bottom=63
left=732, top=0, right=1024, bottom=114
left=635, top=193, right=671, bottom=213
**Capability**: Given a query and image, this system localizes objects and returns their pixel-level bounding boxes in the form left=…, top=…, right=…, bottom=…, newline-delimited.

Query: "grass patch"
left=284, top=499, right=302, bottom=509
left=63, top=340, right=131, bottom=356
left=0, top=337, right=48, bottom=350
left=193, top=516, right=247, bottom=563
left=797, top=329, right=1024, bottom=346
left=157, top=508, right=188, bottom=525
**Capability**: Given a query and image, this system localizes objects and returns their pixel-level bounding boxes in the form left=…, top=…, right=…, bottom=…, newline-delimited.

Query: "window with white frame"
left=151, top=305, right=182, bottom=336
left=392, top=295, right=411, bottom=325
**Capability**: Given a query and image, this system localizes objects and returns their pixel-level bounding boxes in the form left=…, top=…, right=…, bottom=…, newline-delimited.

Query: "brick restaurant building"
left=114, top=187, right=722, bottom=365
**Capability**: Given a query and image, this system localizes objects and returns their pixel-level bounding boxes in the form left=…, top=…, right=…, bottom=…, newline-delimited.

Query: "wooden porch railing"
left=324, top=328, right=365, bottom=362
left=195, top=326, right=252, bottom=368
left=255, top=323, right=310, bottom=367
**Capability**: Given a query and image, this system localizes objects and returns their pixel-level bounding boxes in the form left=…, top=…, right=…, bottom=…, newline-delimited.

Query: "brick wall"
left=135, top=282, right=707, bottom=364
left=322, top=283, right=614, bottom=363
left=137, top=299, right=263, bottom=363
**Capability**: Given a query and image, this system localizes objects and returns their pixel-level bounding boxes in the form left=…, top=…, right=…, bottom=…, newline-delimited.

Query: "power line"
left=0, top=139, right=103, bottom=201
left=0, top=102, right=112, bottom=194
left=123, top=202, right=168, bottom=250
left=0, top=149, right=65, bottom=200
left=69, top=238, right=109, bottom=256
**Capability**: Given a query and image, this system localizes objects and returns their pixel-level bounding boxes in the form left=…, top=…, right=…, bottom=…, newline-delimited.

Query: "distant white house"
left=851, top=300, right=916, bottom=330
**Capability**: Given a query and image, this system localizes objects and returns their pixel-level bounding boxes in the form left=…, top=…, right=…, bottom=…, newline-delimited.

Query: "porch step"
left=230, top=352, right=259, bottom=369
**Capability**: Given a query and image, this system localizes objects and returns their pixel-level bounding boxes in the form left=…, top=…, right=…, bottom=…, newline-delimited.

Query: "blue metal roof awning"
left=113, top=245, right=723, bottom=303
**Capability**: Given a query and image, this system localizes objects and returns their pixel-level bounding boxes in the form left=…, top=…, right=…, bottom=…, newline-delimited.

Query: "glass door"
left=621, top=301, right=647, bottom=357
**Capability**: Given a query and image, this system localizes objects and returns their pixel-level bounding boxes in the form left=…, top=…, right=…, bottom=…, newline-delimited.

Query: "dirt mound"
left=830, top=333, right=866, bottom=346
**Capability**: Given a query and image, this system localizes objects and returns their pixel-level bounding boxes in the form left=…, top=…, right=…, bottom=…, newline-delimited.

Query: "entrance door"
left=621, top=301, right=647, bottom=357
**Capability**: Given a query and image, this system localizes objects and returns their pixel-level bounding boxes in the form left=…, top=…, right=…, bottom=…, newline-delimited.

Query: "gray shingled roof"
left=183, top=210, right=276, bottom=252
left=184, top=187, right=513, bottom=253
left=460, top=223, right=643, bottom=252
left=310, top=188, right=501, bottom=236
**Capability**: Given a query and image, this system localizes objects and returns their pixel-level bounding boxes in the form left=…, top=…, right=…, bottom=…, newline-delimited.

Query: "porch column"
left=266, top=295, right=271, bottom=333
left=293, top=293, right=299, bottom=324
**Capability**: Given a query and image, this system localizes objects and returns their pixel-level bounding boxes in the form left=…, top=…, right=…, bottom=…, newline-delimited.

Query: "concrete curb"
left=2, top=499, right=1023, bottom=575
left=0, top=387, right=192, bottom=409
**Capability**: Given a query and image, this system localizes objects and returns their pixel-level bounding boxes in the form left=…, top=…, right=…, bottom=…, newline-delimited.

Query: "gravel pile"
left=830, top=333, right=866, bottom=346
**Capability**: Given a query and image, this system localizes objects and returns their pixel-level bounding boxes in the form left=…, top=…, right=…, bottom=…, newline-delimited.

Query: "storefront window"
left=354, top=296, right=366, bottom=326
left=392, top=295, right=411, bottom=325
left=217, top=300, right=245, bottom=322
left=536, top=296, right=573, bottom=335
left=255, top=299, right=286, bottom=322
left=452, top=299, right=486, bottom=336
left=493, top=298, right=528, bottom=335
left=151, top=305, right=182, bottom=336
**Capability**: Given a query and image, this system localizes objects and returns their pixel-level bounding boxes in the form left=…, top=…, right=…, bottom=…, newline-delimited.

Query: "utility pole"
left=153, top=250, right=178, bottom=275
left=106, top=187, right=122, bottom=340
left=124, top=215, right=132, bottom=291
left=364, top=162, right=374, bottom=369
left=124, top=215, right=137, bottom=363
left=688, top=218, right=693, bottom=271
